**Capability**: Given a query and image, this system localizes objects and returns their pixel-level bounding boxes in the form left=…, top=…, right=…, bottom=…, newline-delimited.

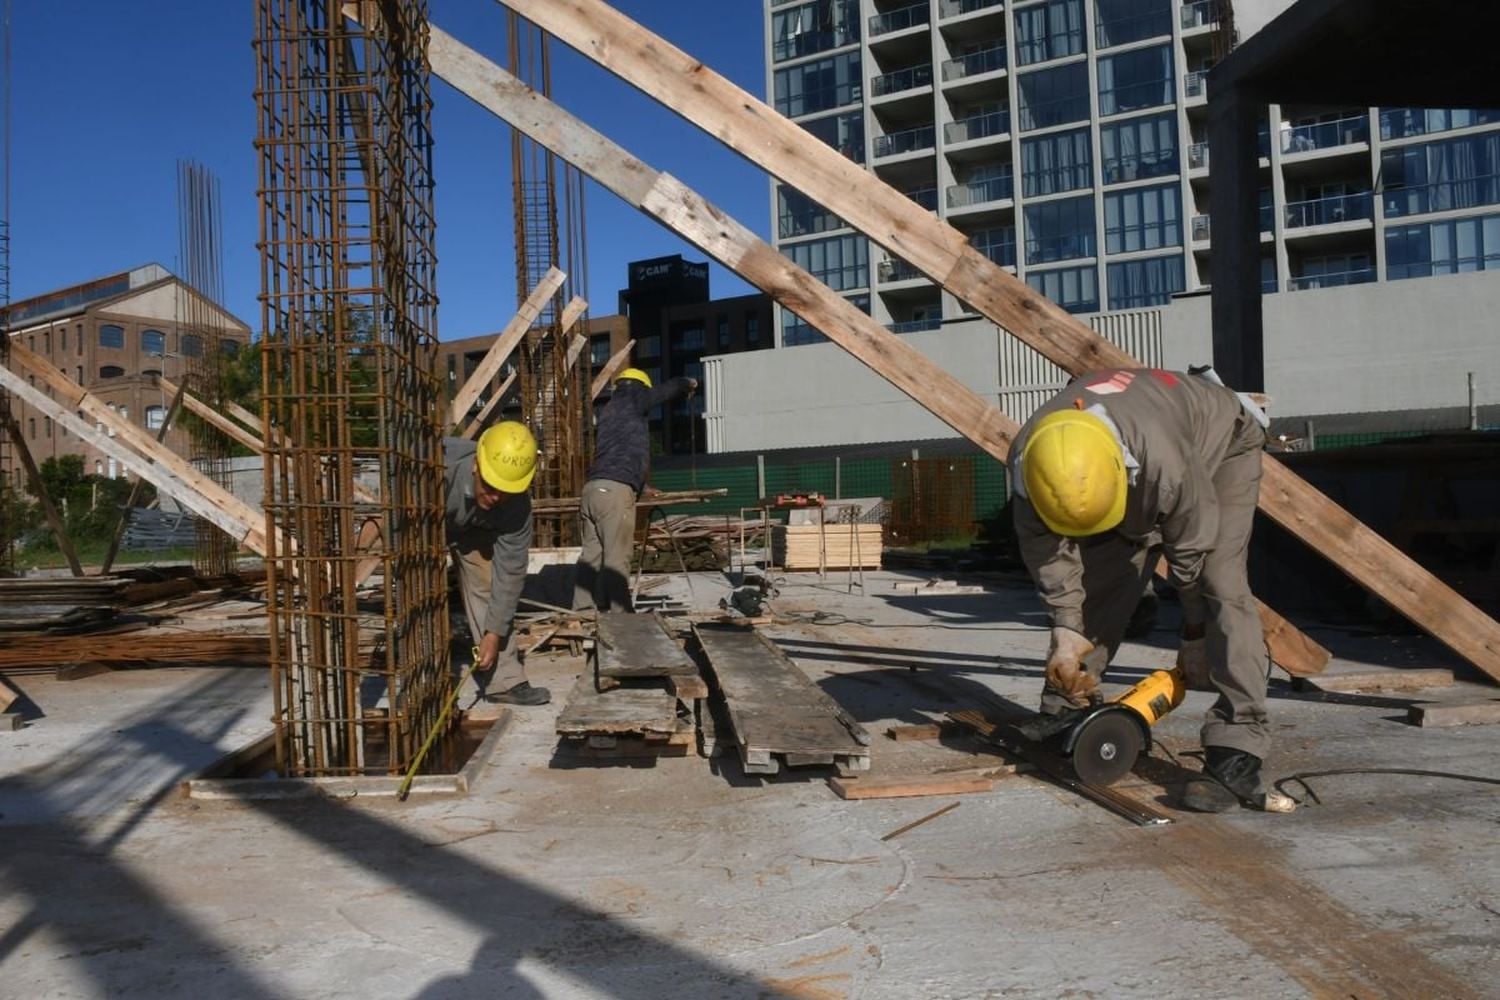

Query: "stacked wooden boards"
left=772, top=523, right=884, bottom=571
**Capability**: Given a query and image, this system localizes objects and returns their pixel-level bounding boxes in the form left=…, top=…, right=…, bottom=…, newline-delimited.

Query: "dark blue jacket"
left=586, top=377, right=694, bottom=493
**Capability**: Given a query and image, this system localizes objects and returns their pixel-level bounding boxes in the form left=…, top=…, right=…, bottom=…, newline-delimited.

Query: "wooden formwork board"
left=555, top=672, right=681, bottom=740
left=692, top=622, right=869, bottom=776
left=594, top=611, right=697, bottom=682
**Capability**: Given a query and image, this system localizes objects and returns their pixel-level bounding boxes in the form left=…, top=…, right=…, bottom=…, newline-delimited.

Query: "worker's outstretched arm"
left=638, top=376, right=695, bottom=414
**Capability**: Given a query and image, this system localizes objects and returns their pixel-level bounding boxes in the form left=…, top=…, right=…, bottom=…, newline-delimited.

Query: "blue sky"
left=8, top=0, right=768, bottom=339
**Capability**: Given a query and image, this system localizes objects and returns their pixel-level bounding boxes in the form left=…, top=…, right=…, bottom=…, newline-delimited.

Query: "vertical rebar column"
left=256, top=0, right=448, bottom=777
left=177, top=160, right=236, bottom=575
left=0, top=0, right=14, bottom=576
left=507, top=12, right=590, bottom=546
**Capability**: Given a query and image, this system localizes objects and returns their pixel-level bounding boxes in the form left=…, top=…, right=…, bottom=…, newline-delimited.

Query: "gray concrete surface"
left=2, top=572, right=1498, bottom=998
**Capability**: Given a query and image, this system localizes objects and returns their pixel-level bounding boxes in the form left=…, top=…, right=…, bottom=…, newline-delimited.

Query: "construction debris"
left=1296, top=668, right=1455, bottom=694
left=1407, top=699, right=1500, bottom=728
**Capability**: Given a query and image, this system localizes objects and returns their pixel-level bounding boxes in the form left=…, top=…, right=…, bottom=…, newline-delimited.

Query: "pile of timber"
left=773, top=523, right=884, bottom=571
left=0, top=567, right=266, bottom=632
left=0, top=632, right=273, bottom=675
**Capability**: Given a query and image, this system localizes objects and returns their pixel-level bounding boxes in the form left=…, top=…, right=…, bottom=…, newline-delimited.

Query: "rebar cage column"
left=255, top=0, right=449, bottom=777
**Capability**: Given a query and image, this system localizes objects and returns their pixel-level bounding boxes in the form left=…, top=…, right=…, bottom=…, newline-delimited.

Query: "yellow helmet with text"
left=615, top=367, right=652, bottom=389
left=1020, top=409, right=1127, bottom=537
left=476, top=421, right=538, bottom=494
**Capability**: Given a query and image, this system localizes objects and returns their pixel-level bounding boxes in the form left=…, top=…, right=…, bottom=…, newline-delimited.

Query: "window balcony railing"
left=1283, top=192, right=1373, bottom=228
left=970, top=226, right=1016, bottom=267
left=874, top=123, right=936, bottom=157
left=946, top=171, right=1014, bottom=208
left=869, top=1, right=929, bottom=37
left=878, top=258, right=925, bottom=282
left=1181, top=0, right=1220, bottom=29
left=939, top=0, right=1003, bottom=17
left=1287, top=267, right=1375, bottom=292
left=944, top=109, right=1010, bottom=144
left=902, top=185, right=939, bottom=210
left=1025, top=233, right=1096, bottom=265
left=1102, top=151, right=1179, bottom=184
left=942, top=44, right=1006, bottom=81
left=872, top=63, right=933, bottom=98
left=1280, top=115, right=1369, bottom=154
left=1380, top=107, right=1500, bottom=141
left=1095, top=9, right=1173, bottom=49
left=1188, top=142, right=1210, bottom=170
left=890, top=316, right=943, bottom=333
left=1184, top=71, right=1208, bottom=99
left=1191, top=215, right=1211, bottom=242
left=1383, top=174, right=1500, bottom=218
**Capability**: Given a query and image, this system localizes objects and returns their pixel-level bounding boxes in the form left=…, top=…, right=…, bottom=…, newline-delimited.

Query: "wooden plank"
left=460, top=371, right=517, bottom=440
left=692, top=622, right=868, bottom=772
left=449, top=267, right=566, bottom=426
left=557, top=295, right=588, bottom=337
left=590, top=339, right=636, bottom=400
left=1408, top=699, right=1500, bottom=728
left=555, top=671, right=679, bottom=738
left=595, top=611, right=697, bottom=679
left=2, top=345, right=267, bottom=552
left=885, top=722, right=958, bottom=741
left=1297, top=668, right=1455, bottom=694
left=828, top=773, right=997, bottom=800
left=0, top=676, right=19, bottom=714
left=408, top=17, right=1329, bottom=679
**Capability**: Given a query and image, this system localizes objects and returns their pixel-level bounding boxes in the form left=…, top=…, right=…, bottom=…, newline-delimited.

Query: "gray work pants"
left=1041, top=424, right=1269, bottom=758
left=573, top=478, right=637, bottom=612
left=452, top=543, right=528, bottom=691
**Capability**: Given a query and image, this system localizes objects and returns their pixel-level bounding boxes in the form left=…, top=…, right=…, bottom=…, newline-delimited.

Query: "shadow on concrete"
left=0, top=672, right=774, bottom=998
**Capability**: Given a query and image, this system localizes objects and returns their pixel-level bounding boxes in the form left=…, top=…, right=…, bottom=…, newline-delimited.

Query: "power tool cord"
left=1274, top=767, right=1500, bottom=806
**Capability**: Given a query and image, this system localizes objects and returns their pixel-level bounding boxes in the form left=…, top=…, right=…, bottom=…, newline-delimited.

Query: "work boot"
left=485, top=681, right=551, bottom=706
left=1181, top=747, right=1294, bottom=813
left=1012, top=706, right=1085, bottom=744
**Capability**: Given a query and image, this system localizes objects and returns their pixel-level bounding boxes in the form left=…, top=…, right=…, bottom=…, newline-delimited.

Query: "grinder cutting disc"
left=1070, top=708, right=1144, bottom=786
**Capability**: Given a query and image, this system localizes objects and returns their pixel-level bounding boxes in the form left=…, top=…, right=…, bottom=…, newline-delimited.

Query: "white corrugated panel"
left=994, top=308, right=1164, bottom=425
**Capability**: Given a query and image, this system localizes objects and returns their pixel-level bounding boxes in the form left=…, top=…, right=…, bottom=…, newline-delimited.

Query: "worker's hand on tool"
left=1176, top=636, right=1213, bottom=691
left=476, top=631, right=502, bottom=671
left=1044, top=626, right=1099, bottom=707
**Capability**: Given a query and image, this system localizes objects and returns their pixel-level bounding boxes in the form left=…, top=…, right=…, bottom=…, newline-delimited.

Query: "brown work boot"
left=1181, top=747, right=1295, bottom=813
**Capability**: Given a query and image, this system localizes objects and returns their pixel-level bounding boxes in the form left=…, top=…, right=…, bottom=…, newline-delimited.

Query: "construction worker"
left=1009, top=368, right=1274, bottom=812
left=446, top=421, right=549, bottom=706
left=573, top=367, right=697, bottom=612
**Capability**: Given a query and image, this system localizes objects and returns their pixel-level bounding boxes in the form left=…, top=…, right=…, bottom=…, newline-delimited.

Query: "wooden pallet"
left=773, top=524, right=883, bottom=571
left=692, top=622, right=870, bottom=776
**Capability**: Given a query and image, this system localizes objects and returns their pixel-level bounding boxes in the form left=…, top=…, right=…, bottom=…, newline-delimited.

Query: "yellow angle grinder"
left=1061, top=653, right=1188, bottom=785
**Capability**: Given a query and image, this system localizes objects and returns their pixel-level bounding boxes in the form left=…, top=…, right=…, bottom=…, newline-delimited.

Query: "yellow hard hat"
left=615, top=367, right=652, bottom=389
left=1020, top=409, right=1127, bottom=537
left=476, top=421, right=538, bottom=493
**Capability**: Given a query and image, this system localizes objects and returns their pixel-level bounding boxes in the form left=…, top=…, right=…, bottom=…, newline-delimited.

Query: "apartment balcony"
left=773, top=28, right=859, bottom=63
left=1287, top=267, right=1376, bottom=292
left=1189, top=208, right=1275, bottom=242
left=1181, top=1, right=1220, bottom=31
left=890, top=316, right=943, bottom=333
left=1184, top=71, right=1208, bottom=102
left=1280, top=115, right=1370, bottom=155
left=1188, top=142, right=1210, bottom=171
left=946, top=171, right=1014, bottom=209
left=902, top=185, right=939, bottom=211
left=872, top=63, right=933, bottom=98
left=938, top=0, right=1002, bottom=17
left=1383, top=173, right=1500, bottom=218
left=942, top=44, right=1006, bottom=82
left=878, top=257, right=925, bottom=282
left=869, top=1, right=929, bottom=37
left=1191, top=215, right=1211, bottom=243
left=969, top=226, right=1016, bottom=268
left=944, top=109, right=1010, bottom=145
left=1283, top=192, right=1374, bottom=230
left=1380, top=107, right=1500, bottom=141
left=874, top=123, right=936, bottom=158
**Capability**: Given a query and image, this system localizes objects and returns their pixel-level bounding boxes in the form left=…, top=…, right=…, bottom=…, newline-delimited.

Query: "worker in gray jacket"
left=446, top=422, right=549, bottom=706
left=1009, top=368, right=1274, bottom=812
left=573, top=367, right=697, bottom=613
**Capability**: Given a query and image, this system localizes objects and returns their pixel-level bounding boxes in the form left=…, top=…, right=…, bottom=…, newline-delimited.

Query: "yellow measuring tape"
left=396, top=645, right=483, bottom=800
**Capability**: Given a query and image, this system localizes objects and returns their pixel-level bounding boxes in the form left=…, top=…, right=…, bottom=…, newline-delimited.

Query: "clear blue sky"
left=8, top=0, right=768, bottom=339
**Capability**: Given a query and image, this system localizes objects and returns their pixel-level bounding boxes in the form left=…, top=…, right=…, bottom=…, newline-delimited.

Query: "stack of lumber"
left=773, top=523, right=884, bottom=571
left=0, top=632, right=273, bottom=674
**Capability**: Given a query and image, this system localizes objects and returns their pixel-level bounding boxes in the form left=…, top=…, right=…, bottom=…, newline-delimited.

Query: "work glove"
left=1044, top=626, right=1101, bottom=708
left=1176, top=636, right=1213, bottom=691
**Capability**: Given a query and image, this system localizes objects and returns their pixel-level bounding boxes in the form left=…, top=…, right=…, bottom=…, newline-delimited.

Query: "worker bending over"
left=573, top=367, right=697, bottom=613
left=446, top=422, right=549, bottom=706
left=1010, top=368, right=1275, bottom=812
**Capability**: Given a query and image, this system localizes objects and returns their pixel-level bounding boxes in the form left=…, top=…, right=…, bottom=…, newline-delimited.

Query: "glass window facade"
left=784, top=233, right=869, bottom=291
left=775, top=51, right=861, bottom=117
left=1021, top=127, right=1093, bottom=197
left=141, top=329, right=166, bottom=355
left=1027, top=265, right=1098, bottom=313
left=1380, top=108, right=1500, bottom=142
left=779, top=185, right=845, bottom=239
left=800, top=110, right=865, bottom=162
left=771, top=0, right=859, bottom=63
left=782, top=293, right=866, bottom=347
left=1025, top=195, right=1096, bottom=264
left=1107, top=254, right=1184, bottom=308
left=1093, top=0, right=1171, bottom=49
left=1097, top=44, right=1173, bottom=117
left=1014, top=0, right=1084, bottom=66
left=1381, top=133, right=1500, bottom=217
left=1017, top=62, right=1090, bottom=132
left=1386, top=213, right=1500, bottom=279
left=1100, top=112, right=1177, bottom=183
left=98, top=324, right=125, bottom=349
left=1103, top=184, right=1181, bottom=253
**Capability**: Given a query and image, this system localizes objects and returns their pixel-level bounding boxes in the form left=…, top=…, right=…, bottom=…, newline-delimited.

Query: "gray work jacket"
left=444, top=436, right=532, bottom=638
left=1009, top=369, right=1263, bottom=633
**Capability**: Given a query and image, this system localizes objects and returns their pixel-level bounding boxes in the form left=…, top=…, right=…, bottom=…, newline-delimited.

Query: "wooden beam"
left=590, top=339, right=635, bottom=400
left=557, top=295, right=588, bottom=337
left=4, top=344, right=266, bottom=552
left=1408, top=699, right=1500, bottom=728
left=493, top=0, right=1500, bottom=683
left=0, top=409, right=84, bottom=576
left=563, top=332, right=587, bottom=373
left=407, top=19, right=1326, bottom=676
left=460, top=371, right=517, bottom=440
left=448, top=267, right=566, bottom=426
left=157, top=376, right=265, bottom=455
left=100, top=379, right=189, bottom=575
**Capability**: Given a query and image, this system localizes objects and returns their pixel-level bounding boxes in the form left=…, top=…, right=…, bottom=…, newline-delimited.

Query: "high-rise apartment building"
left=765, top=0, right=1500, bottom=346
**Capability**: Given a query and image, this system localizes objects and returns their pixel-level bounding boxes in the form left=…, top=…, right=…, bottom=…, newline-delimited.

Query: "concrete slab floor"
left=1, top=570, right=1497, bottom=998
